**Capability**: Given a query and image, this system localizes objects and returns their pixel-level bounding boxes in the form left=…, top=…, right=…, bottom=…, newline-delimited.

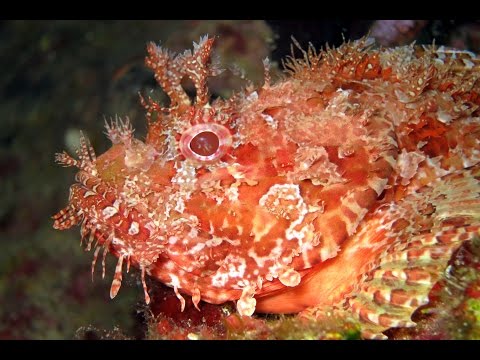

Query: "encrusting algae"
left=53, top=35, right=480, bottom=339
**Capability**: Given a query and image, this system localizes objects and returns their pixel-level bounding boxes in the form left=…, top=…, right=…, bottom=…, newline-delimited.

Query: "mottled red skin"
left=53, top=36, right=480, bottom=339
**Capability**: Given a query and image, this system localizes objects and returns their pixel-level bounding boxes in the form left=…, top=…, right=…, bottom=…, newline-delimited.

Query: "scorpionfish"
left=53, top=35, right=480, bottom=339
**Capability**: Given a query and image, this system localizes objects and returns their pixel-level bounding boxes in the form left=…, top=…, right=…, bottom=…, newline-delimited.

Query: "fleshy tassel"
left=174, top=286, right=186, bottom=312
left=141, top=267, right=151, bottom=305
left=110, top=255, right=124, bottom=299
left=237, top=286, right=256, bottom=317
left=192, top=287, right=201, bottom=311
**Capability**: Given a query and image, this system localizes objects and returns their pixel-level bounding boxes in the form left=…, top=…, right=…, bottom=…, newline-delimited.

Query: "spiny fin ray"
left=347, top=165, right=480, bottom=338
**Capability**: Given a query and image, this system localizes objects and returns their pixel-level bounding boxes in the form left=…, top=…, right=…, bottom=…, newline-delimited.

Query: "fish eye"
left=179, top=123, right=232, bottom=163
left=190, top=131, right=219, bottom=156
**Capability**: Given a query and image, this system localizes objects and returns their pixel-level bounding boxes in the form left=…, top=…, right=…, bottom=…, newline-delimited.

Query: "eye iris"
left=189, top=131, right=220, bottom=157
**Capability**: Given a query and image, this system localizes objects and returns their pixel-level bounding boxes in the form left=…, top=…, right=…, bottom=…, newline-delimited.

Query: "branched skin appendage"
left=53, top=36, right=480, bottom=339
left=104, top=116, right=135, bottom=147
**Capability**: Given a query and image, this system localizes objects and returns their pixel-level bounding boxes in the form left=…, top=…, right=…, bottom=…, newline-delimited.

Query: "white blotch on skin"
left=102, top=206, right=118, bottom=219
left=128, top=221, right=139, bottom=235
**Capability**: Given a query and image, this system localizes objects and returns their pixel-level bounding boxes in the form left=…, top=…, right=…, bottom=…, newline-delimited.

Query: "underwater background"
left=1, top=19, right=480, bottom=340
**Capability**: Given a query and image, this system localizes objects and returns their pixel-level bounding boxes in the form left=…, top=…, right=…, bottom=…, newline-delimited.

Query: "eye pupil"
left=180, top=123, right=232, bottom=162
left=190, top=131, right=220, bottom=156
